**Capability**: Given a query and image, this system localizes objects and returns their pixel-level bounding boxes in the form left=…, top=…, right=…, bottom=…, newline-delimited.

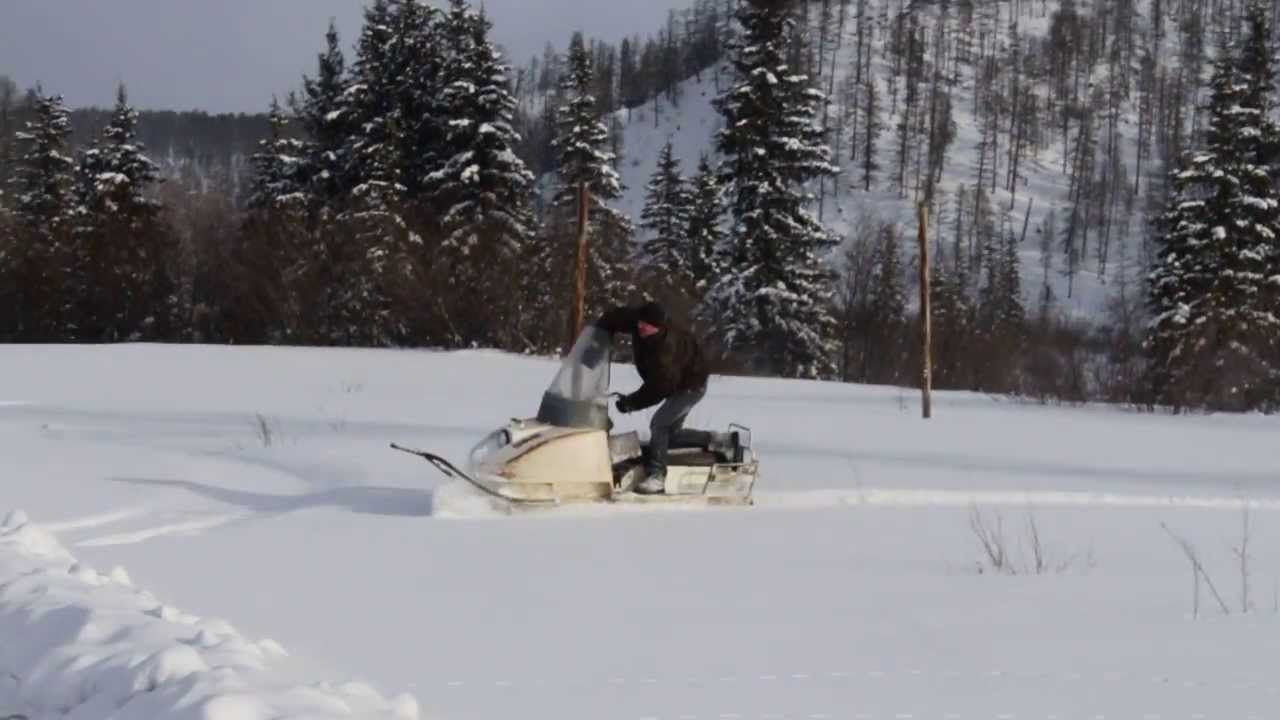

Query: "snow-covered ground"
left=4, top=343, right=1280, bottom=719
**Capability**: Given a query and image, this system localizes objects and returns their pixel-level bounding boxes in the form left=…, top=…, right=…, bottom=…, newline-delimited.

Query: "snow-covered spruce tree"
left=1145, top=41, right=1280, bottom=412
left=71, top=85, right=175, bottom=341
left=392, top=0, right=447, bottom=207
left=427, top=0, right=536, bottom=347
left=343, top=0, right=406, bottom=227
left=709, top=0, right=840, bottom=378
left=334, top=0, right=426, bottom=346
left=5, top=89, right=75, bottom=340
left=531, top=30, right=635, bottom=349
left=242, top=98, right=312, bottom=341
left=289, top=21, right=360, bottom=345
left=638, top=140, right=692, bottom=285
left=247, top=99, right=310, bottom=215
left=1238, top=1, right=1280, bottom=170
left=553, top=31, right=633, bottom=244
left=685, top=153, right=725, bottom=301
left=344, top=0, right=396, bottom=200
left=344, top=0, right=448, bottom=211
left=1238, top=1, right=1280, bottom=385
left=11, top=91, right=74, bottom=234
left=298, top=20, right=351, bottom=212
left=432, top=0, right=534, bottom=256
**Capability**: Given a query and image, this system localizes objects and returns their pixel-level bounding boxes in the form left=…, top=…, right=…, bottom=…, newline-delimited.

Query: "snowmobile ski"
left=389, top=443, right=559, bottom=506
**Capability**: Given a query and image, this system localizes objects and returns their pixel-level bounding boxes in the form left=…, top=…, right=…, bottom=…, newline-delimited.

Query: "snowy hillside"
left=611, top=0, right=1201, bottom=321
left=4, top=343, right=1280, bottom=719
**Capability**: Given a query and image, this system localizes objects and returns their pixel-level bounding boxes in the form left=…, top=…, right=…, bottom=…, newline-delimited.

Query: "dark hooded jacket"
left=595, top=302, right=709, bottom=411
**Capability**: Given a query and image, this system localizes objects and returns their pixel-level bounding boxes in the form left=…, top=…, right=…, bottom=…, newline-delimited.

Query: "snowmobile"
left=393, top=326, right=758, bottom=510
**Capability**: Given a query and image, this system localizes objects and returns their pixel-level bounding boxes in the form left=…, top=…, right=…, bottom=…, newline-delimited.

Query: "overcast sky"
left=0, top=0, right=691, bottom=113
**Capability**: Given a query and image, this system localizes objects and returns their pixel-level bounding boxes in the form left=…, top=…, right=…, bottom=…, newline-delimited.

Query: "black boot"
left=708, top=431, right=741, bottom=462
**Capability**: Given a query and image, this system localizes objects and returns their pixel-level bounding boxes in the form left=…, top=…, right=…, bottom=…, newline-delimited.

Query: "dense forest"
left=2, top=0, right=1279, bottom=412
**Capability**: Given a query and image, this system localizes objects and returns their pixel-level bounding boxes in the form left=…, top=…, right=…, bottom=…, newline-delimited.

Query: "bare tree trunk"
left=989, top=60, right=1000, bottom=195
left=819, top=0, right=850, bottom=221
left=1016, top=196, right=1033, bottom=248
left=569, top=182, right=591, bottom=350
left=919, top=203, right=932, bottom=420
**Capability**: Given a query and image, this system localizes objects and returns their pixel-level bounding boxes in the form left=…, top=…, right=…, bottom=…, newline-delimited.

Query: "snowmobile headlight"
left=468, top=428, right=510, bottom=471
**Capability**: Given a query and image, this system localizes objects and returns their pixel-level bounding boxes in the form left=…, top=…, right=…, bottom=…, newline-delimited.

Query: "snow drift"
left=0, top=509, right=418, bottom=720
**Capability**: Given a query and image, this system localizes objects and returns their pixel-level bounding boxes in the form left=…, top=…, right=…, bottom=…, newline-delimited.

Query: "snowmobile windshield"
left=536, top=325, right=611, bottom=429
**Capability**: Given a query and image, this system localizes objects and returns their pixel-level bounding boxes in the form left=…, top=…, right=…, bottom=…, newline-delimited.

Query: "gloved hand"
left=615, top=394, right=635, bottom=414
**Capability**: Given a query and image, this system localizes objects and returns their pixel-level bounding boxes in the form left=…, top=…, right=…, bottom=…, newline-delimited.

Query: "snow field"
left=0, top=509, right=418, bottom=720
left=3, top=344, right=1280, bottom=718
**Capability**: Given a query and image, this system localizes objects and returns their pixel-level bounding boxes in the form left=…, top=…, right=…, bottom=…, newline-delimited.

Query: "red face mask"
left=637, top=320, right=661, bottom=338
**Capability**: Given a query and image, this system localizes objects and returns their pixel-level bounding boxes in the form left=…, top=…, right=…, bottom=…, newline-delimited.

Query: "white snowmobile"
left=393, top=326, right=758, bottom=510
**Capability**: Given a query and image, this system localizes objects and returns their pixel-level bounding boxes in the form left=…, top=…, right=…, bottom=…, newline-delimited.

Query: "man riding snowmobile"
left=591, top=301, right=736, bottom=494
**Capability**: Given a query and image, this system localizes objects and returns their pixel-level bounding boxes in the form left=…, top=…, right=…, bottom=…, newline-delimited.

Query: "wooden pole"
left=569, top=180, right=591, bottom=351
left=918, top=202, right=932, bottom=419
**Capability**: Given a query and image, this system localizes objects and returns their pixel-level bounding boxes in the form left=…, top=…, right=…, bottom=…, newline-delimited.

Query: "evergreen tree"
left=343, top=0, right=445, bottom=213
left=242, top=98, right=311, bottom=341
left=247, top=98, right=310, bottom=214
left=292, top=21, right=359, bottom=345
left=638, top=140, right=692, bottom=280
left=72, top=85, right=174, bottom=341
left=537, top=30, right=634, bottom=344
left=11, top=90, right=74, bottom=238
left=552, top=32, right=630, bottom=228
left=1145, top=39, right=1280, bottom=411
left=864, top=224, right=907, bottom=383
left=336, top=0, right=431, bottom=346
left=975, top=229, right=1026, bottom=392
left=929, top=256, right=975, bottom=389
left=685, top=153, right=725, bottom=299
left=345, top=0, right=406, bottom=219
left=431, top=1, right=535, bottom=256
left=299, top=20, right=351, bottom=210
left=1237, top=1, right=1280, bottom=182
left=393, top=0, right=447, bottom=205
left=998, top=234, right=1026, bottom=332
left=4, top=89, right=75, bottom=339
left=709, top=0, right=841, bottom=378
left=429, top=0, right=536, bottom=346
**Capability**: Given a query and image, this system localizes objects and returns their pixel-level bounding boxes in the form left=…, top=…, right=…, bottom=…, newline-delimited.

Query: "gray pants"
left=647, top=384, right=710, bottom=477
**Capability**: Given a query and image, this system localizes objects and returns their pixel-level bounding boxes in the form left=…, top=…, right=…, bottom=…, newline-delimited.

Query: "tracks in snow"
left=42, top=484, right=1280, bottom=548
left=75, top=513, right=247, bottom=547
